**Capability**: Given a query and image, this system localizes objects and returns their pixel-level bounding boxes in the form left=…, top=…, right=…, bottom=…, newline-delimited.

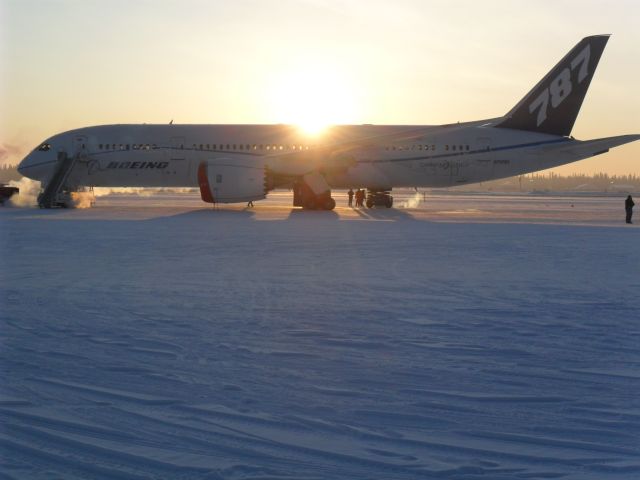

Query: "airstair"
left=38, top=152, right=78, bottom=208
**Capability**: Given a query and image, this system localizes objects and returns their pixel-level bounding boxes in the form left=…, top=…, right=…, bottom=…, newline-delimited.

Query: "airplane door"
left=73, top=135, right=88, bottom=156
left=475, top=136, right=494, bottom=178
left=168, top=136, right=188, bottom=182
left=169, top=136, right=185, bottom=160
left=477, top=137, right=491, bottom=152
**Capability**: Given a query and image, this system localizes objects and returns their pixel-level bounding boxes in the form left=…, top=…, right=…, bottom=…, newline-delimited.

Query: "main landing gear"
left=366, top=189, right=393, bottom=208
left=293, top=179, right=336, bottom=210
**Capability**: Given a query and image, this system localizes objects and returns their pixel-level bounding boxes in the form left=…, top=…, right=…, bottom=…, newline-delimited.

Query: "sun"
left=268, top=65, right=359, bottom=136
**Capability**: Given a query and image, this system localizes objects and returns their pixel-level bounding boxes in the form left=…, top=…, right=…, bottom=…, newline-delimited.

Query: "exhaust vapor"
left=400, top=190, right=423, bottom=209
left=7, top=178, right=40, bottom=207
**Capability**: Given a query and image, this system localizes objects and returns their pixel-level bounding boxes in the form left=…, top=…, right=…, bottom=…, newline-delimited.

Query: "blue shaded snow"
left=1, top=195, right=639, bottom=479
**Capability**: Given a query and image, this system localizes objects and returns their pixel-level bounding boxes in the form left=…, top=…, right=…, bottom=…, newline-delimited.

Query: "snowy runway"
left=2, top=193, right=639, bottom=479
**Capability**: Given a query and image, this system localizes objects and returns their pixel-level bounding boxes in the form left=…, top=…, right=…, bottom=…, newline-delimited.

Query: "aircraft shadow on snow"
left=152, top=205, right=418, bottom=222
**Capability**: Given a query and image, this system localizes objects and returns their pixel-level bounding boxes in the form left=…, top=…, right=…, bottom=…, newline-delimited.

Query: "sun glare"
left=268, top=65, right=359, bottom=136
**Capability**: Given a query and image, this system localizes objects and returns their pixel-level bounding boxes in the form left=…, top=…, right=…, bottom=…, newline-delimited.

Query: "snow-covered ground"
left=1, top=192, right=639, bottom=479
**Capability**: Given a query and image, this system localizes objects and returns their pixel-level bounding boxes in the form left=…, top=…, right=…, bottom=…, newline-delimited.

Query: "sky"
left=1, top=0, right=639, bottom=175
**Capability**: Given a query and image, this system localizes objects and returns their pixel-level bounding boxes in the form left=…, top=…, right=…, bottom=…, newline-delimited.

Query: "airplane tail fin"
left=496, top=35, right=610, bottom=136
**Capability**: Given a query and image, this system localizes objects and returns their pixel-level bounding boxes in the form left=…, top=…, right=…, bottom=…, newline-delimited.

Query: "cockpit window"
left=37, top=143, right=51, bottom=151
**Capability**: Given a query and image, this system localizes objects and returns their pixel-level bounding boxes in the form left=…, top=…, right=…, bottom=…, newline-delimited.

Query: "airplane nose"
left=17, top=153, right=41, bottom=180
left=17, top=154, right=31, bottom=176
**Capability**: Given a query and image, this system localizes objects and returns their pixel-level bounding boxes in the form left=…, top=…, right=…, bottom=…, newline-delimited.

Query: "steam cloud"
left=7, top=178, right=40, bottom=207
left=400, top=191, right=423, bottom=208
left=5, top=182, right=197, bottom=208
left=70, top=191, right=96, bottom=209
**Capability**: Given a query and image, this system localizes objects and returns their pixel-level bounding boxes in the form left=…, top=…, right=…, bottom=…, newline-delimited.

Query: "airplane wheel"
left=385, top=196, right=393, bottom=208
left=323, top=198, right=336, bottom=210
left=366, top=198, right=374, bottom=208
left=305, top=198, right=317, bottom=210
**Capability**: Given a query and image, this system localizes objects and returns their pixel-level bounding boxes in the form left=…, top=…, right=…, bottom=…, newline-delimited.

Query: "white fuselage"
left=18, top=35, right=639, bottom=203
left=18, top=121, right=576, bottom=191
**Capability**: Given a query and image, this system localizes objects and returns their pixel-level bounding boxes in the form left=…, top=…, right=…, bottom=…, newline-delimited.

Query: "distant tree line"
left=0, top=164, right=22, bottom=183
left=454, top=172, right=640, bottom=194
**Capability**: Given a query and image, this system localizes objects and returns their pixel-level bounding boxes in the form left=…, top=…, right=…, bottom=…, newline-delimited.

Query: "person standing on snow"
left=626, top=195, right=635, bottom=224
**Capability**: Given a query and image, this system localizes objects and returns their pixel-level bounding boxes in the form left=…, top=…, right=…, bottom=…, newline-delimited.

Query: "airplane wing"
left=265, top=120, right=493, bottom=176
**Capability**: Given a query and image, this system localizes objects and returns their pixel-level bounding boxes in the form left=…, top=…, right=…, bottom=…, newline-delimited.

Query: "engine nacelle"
left=198, top=159, right=267, bottom=204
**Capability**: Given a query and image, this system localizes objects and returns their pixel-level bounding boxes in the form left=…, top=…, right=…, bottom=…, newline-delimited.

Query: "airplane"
left=18, top=34, right=639, bottom=209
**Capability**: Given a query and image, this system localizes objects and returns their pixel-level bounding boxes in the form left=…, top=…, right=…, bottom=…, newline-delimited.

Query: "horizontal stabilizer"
left=537, top=134, right=640, bottom=160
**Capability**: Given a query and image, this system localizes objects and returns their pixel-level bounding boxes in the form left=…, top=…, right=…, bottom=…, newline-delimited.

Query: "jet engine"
left=198, top=159, right=268, bottom=204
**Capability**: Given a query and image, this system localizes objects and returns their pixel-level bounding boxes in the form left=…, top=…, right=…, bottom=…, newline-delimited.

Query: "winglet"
left=496, top=35, right=610, bottom=136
